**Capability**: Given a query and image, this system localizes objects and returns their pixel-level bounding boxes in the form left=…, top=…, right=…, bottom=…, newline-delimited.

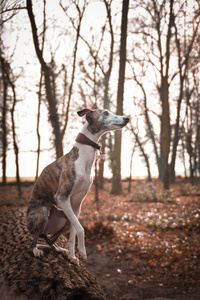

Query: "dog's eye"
left=103, top=111, right=109, bottom=116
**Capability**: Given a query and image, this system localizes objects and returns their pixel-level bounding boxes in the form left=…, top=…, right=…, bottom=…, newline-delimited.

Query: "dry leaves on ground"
left=81, top=180, right=200, bottom=290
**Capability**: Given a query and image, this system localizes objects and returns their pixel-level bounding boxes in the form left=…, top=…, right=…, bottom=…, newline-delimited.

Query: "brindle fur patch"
left=27, top=147, right=79, bottom=234
left=87, top=110, right=107, bottom=134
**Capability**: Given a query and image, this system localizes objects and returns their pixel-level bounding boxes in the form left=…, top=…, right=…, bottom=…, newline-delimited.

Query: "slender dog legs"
left=56, top=196, right=86, bottom=264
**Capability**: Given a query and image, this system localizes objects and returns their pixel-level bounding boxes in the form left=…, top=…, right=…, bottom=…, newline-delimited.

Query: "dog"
left=27, top=108, right=129, bottom=265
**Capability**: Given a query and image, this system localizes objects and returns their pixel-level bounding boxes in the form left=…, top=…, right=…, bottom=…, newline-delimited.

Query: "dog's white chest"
left=75, top=146, right=95, bottom=179
left=69, top=152, right=94, bottom=207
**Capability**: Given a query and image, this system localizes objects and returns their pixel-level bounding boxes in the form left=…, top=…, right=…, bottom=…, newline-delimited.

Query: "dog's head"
left=77, top=108, right=129, bottom=135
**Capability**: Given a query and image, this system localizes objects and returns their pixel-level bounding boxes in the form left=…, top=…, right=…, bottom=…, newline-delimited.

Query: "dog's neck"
left=76, top=133, right=101, bottom=150
left=80, top=122, right=101, bottom=143
left=74, top=122, right=102, bottom=156
left=74, top=122, right=102, bottom=172
left=76, top=122, right=102, bottom=149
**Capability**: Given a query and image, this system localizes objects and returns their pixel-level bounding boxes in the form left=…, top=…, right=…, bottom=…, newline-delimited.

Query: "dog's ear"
left=77, top=109, right=92, bottom=117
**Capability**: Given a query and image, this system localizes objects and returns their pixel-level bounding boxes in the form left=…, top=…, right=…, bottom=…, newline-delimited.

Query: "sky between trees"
left=0, top=0, right=200, bottom=189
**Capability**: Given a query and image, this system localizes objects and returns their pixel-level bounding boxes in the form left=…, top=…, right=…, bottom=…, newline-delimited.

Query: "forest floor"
left=0, top=178, right=200, bottom=299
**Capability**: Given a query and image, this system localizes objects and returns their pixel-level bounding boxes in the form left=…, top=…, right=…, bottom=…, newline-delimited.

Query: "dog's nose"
left=123, top=117, right=129, bottom=124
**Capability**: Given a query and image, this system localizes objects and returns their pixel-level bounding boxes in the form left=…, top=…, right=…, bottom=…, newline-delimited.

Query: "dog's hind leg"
left=50, top=223, right=69, bottom=244
left=27, top=206, right=49, bottom=257
left=39, top=234, right=57, bottom=251
left=49, top=224, right=70, bottom=256
left=30, top=232, right=44, bottom=257
left=38, top=224, right=69, bottom=257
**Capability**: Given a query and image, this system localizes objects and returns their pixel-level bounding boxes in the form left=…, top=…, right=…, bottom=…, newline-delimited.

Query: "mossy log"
left=0, top=208, right=105, bottom=300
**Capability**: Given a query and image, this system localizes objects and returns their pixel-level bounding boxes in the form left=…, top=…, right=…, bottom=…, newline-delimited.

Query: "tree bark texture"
left=26, top=0, right=63, bottom=158
left=169, top=19, right=199, bottom=182
left=0, top=55, right=21, bottom=195
left=161, top=77, right=170, bottom=190
left=10, top=79, right=22, bottom=198
left=0, top=208, right=105, bottom=300
left=161, top=0, right=174, bottom=190
left=1, top=57, right=8, bottom=185
left=111, top=0, right=129, bottom=194
left=98, top=0, right=114, bottom=189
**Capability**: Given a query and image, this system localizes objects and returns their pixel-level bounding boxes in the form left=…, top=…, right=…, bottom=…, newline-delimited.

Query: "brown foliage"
left=0, top=179, right=200, bottom=299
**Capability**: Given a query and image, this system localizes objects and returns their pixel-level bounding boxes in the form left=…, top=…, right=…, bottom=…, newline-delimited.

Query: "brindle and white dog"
left=27, top=108, right=129, bottom=265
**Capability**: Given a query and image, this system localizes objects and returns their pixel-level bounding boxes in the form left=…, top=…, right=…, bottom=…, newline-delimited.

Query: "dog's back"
left=28, top=147, right=79, bottom=208
left=29, top=159, right=62, bottom=208
left=27, top=147, right=79, bottom=235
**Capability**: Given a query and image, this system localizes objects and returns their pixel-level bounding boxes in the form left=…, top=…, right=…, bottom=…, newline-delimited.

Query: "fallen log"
left=0, top=208, right=105, bottom=300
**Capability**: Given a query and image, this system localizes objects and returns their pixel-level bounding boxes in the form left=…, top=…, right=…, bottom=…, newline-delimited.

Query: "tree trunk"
left=187, top=130, right=194, bottom=185
left=36, top=0, right=46, bottom=180
left=128, top=143, right=136, bottom=193
left=112, top=130, right=122, bottom=194
left=27, top=0, right=63, bottom=158
left=98, top=0, right=114, bottom=189
left=35, top=67, right=42, bottom=180
left=98, top=135, right=106, bottom=189
left=1, top=60, right=8, bottom=185
left=169, top=86, right=182, bottom=182
left=0, top=55, right=21, bottom=196
left=10, top=81, right=22, bottom=199
left=94, top=160, right=99, bottom=210
left=161, top=76, right=170, bottom=190
left=0, top=208, right=105, bottom=300
left=161, top=0, right=174, bottom=190
left=111, top=0, right=129, bottom=194
left=171, top=17, right=199, bottom=181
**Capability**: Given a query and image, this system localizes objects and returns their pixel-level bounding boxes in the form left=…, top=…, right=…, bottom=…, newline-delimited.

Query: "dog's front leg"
left=56, top=196, right=87, bottom=264
left=68, top=225, right=79, bottom=264
left=68, top=205, right=82, bottom=264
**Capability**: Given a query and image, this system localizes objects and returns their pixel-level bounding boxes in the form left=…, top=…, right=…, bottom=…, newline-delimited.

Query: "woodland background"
left=1, top=0, right=200, bottom=194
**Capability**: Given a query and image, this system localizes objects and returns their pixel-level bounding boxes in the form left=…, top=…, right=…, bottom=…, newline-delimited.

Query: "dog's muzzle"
left=123, top=117, right=129, bottom=125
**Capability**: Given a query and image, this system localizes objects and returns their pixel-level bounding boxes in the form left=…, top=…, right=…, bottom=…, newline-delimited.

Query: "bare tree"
left=160, top=0, right=174, bottom=190
left=60, top=0, right=87, bottom=140
left=0, top=54, right=21, bottom=197
left=184, top=67, right=200, bottom=183
left=129, top=61, right=159, bottom=180
left=35, top=0, right=46, bottom=180
left=99, top=0, right=114, bottom=188
left=111, top=0, right=129, bottom=194
left=169, top=4, right=200, bottom=181
left=129, top=0, right=200, bottom=189
left=127, top=140, right=136, bottom=193
left=0, top=1, right=25, bottom=189
left=73, top=0, right=115, bottom=188
left=10, top=71, right=21, bottom=198
left=0, top=55, right=9, bottom=185
left=26, top=0, right=63, bottom=158
left=0, top=0, right=26, bottom=26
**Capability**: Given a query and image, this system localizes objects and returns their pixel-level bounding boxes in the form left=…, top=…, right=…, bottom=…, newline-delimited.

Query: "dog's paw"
left=69, top=255, right=80, bottom=265
left=79, top=250, right=87, bottom=262
left=54, top=245, right=69, bottom=257
left=61, top=249, right=69, bottom=257
left=81, top=253, right=87, bottom=262
left=33, top=247, right=44, bottom=258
